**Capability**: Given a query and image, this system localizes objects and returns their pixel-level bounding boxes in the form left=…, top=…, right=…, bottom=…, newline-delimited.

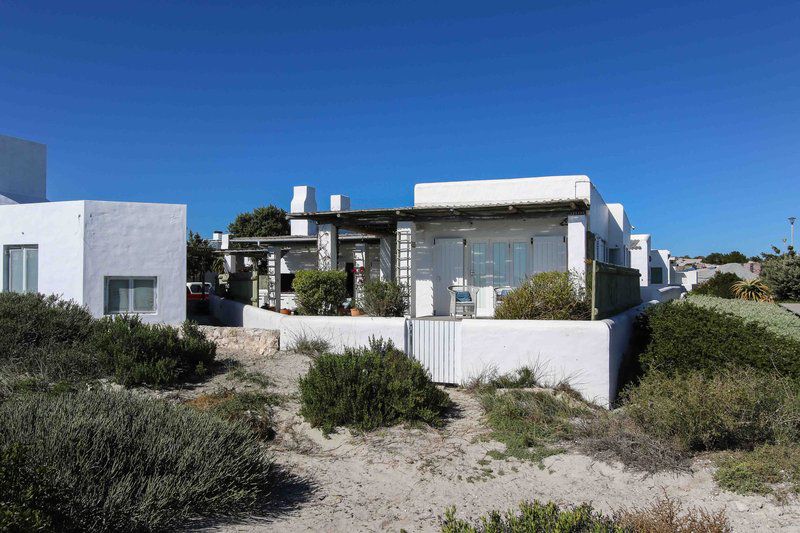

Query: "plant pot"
left=280, top=309, right=291, bottom=315
left=350, top=308, right=363, bottom=317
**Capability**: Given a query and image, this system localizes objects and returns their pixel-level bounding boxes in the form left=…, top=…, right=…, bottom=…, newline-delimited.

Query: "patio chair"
left=493, top=286, right=513, bottom=309
left=448, top=285, right=478, bottom=318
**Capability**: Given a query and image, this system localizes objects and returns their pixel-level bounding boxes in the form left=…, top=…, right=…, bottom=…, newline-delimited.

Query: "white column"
left=378, top=235, right=393, bottom=282
left=266, top=246, right=281, bottom=312
left=318, top=223, right=338, bottom=270
left=221, top=233, right=237, bottom=273
left=567, top=214, right=587, bottom=284
left=353, top=243, right=366, bottom=308
left=396, top=221, right=416, bottom=317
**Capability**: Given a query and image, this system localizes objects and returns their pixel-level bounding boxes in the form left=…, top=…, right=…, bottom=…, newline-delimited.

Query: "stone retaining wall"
left=197, top=326, right=279, bottom=358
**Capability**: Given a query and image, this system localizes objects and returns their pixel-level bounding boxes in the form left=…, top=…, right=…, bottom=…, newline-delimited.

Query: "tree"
left=702, top=251, right=749, bottom=264
left=227, top=205, right=290, bottom=237
left=186, top=231, right=216, bottom=281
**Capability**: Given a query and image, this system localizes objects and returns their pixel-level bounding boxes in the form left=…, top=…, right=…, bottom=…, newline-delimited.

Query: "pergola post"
left=353, top=243, right=367, bottom=309
left=378, top=235, right=393, bottom=282
left=396, top=221, right=415, bottom=317
left=567, top=214, right=588, bottom=284
left=318, top=223, right=338, bottom=270
left=265, top=246, right=281, bottom=312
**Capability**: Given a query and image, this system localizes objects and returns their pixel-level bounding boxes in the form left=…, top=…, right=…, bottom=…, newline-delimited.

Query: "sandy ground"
left=163, top=339, right=800, bottom=533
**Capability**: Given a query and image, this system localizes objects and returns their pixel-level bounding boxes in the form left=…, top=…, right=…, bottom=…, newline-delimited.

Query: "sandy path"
left=178, top=344, right=800, bottom=533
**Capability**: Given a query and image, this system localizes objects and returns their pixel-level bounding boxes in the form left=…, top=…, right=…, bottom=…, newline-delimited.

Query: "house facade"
left=224, top=174, right=671, bottom=317
left=0, top=134, right=186, bottom=324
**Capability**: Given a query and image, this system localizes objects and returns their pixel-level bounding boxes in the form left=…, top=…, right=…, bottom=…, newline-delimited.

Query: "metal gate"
left=406, top=319, right=461, bottom=384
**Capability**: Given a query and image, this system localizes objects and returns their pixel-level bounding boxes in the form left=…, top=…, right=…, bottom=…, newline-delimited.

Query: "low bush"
left=441, top=498, right=731, bottom=533
left=762, top=255, right=800, bottom=301
left=713, top=444, right=800, bottom=496
left=186, top=388, right=281, bottom=440
left=464, top=365, right=542, bottom=393
left=291, top=334, right=331, bottom=358
left=686, top=295, right=800, bottom=342
left=691, top=271, right=741, bottom=298
left=638, top=301, right=800, bottom=379
left=292, top=269, right=348, bottom=315
left=362, top=280, right=408, bottom=316
left=0, top=443, right=58, bottom=532
left=480, top=389, right=590, bottom=462
left=298, top=338, right=451, bottom=434
left=494, top=271, right=590, bottom=320
left=623, top=369, right=800, bottom=452
left=0, top=390, right=278, bottom=532
left=91, top=316, right=216, bottom=386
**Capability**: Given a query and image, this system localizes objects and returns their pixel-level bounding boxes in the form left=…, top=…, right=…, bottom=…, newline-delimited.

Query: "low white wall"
left=460, top=306, right=641, bottom=407
left=641, top=284, right=685, bottom=303
left=210, top=294, right=284, bottom=329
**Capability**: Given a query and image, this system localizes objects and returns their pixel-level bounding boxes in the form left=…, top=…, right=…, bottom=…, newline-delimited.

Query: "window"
left=105, top=277, right=157, bottom=314
left=650, top=267, right=664, bottom=284
left=4, top=245, right=38, bottom=293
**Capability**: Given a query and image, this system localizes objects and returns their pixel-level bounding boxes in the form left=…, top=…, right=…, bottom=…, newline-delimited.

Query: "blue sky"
left=1, top=1, right=798, bottom=256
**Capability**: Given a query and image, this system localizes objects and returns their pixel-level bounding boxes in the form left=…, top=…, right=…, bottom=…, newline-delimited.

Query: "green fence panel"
left=590, top=261, right=642, bottom=320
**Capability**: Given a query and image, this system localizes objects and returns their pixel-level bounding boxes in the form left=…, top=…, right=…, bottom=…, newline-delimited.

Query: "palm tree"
left=732, top=279, right=774, bottom=302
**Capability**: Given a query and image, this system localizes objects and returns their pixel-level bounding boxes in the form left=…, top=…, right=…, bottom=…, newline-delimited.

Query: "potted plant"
left=280, top=308, right=291, bottom=315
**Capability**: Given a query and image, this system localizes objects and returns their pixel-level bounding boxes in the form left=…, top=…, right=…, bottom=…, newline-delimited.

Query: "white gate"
left=406, top=319, right=461, bottom=384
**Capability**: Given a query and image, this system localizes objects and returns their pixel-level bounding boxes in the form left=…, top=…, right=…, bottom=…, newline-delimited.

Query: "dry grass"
left=615, top=495, right=731, bottom=533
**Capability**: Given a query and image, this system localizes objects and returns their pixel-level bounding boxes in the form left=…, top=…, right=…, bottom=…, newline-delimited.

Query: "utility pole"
left=790, top=217, right=797, bottom=250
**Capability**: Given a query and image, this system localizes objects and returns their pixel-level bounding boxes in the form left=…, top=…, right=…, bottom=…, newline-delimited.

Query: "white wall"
left=0, top=201, right=85, bottom=301
left=82, top=201, right=186, bottom=324
left=0, top=134, right=47, bottom=204
left=649, top=249, right=671, bottom=285
left=279, top=315, right=407, bottom=353
left=606, top=203, right=631, bottom=266
left=414, top=175, right=593, bottom=207
left=630, top=234, right=651, bottom=286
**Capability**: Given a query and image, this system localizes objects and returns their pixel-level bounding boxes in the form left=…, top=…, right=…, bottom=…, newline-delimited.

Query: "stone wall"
left=197, top=326, right=279, bottom=358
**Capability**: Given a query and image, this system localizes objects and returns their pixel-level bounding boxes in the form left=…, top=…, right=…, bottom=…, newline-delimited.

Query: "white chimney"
left=212, top=230, right=223, bottom=241
left=290, top=185, right=317, bottom=236
left=330, top=194, right=350, bottom=212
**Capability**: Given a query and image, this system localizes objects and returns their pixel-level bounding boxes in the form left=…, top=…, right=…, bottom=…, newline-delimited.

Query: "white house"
left=0, top=134, right=186, bottom=324
left=224, top=174, right=676, bottom=317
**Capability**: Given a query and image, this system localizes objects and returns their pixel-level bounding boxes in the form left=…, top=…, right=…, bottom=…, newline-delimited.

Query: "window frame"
left=104, top=276, right=158, bottom=315
left=3, top=245, right=38, bottom=294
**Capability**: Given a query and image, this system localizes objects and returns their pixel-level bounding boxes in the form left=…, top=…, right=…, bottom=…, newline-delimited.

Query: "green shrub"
left=623, top=369, right=800, bottom=451
left=362, top=280, right=407, bottom=316
left=494, top=272, right=590, bottom=320
left=0, top=390, right=278, bottom=532
left=186, top=388, right=281, bottom=440
left=691, top=271, right=741, bottom=298
left=480, top=389, right=589, bottom=462
left=91, top=316, right=216, bottom=386
left=714, top=444, right=800, bottom=495
left=441, top=500, right=621, bottom=533
left=0, top=443, right=58, bottom=532
left=638, top=301, right=800, bottom=379
left=0, top=293, right=96, bottom=360
left=686, top=295, right=800, bottom=342
left=292, top=270, right=348, bottom=315
left=298, top=338, right=451, bottom=434
left=762, top=255, right=800, bottom=301
left=291, top=334, right=331, bottom=357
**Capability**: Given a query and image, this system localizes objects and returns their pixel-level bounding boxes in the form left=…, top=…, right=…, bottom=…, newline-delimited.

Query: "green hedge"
left=638, top=301, right=800, bottom=379
left=292, top=270, right=348, bottom=315
left=298, top=338, right=451, bottom=434
left=362, top=280, right=407, bottom=316
left=762, top=255, right=800, bottom=301
left=686, top=295, right=800, bottom=342
left=690, top=271, right=740, bottom=298
left=494, top=272, right=590, bottom=320
left=0, top=390, right=277, bottom=532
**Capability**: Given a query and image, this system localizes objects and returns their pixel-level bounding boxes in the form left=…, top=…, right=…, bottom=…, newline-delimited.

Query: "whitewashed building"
left=0, top=134, right=186, bottom=324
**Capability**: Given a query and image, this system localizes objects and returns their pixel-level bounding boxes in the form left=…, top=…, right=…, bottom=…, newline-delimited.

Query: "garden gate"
left=405, top=318, right=461, bottom=384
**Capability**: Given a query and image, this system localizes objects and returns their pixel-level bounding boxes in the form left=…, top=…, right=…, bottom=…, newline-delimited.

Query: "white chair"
left=448, top=285, right=478, bottom=318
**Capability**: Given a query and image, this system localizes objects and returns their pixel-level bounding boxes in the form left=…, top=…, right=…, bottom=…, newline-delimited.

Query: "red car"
left=186, top=282, right=214, bottom=301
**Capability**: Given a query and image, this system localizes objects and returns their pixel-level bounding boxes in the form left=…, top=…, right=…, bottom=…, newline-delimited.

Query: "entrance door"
left=469, top=241, right=493, bottom=316
left=533, top=236, right=567, bottom=273
left=433, top=238, right=465, bottom=315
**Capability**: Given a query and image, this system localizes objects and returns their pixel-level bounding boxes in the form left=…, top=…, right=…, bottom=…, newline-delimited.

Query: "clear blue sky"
left=2, top=1, right=798, bottom=257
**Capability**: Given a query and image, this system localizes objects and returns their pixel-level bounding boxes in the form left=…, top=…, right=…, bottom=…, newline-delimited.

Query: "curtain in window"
left=133, top=279, right=156, bottom=312
left=107, top=279, right=129, bottom=313
left=24, top=248, right=38, bottom=293
left=493, top=242, right=510, bottom=287
left=7, top=248, right=24, bottom=293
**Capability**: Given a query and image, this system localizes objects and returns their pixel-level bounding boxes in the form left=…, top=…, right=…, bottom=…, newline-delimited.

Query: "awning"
left=288, top=199, right=588, bottom=234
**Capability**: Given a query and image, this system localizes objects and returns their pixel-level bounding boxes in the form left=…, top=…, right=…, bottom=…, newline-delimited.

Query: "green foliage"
left=0, top=390, right=278, bottom=532
left=732, top=278, right=773, bottom=302
left=227, top=205, right=289, bottom=238
left=291, top=334, right=331, bottom=357
left=623, top=369, right=800, bottom=452
left=714, top=444, right=800, bottom=495
left=761, top=255, right=800, bottom=301
left=479, top=389, right=589, bottom=462
left=0, top=443, right=57, bottom=532
left=298, top=338, right=452, bottom=434
left=465, top=366, right=543, bottom=394
left=292, top=269, right=348, bottom=315
left=702, top=251, right=749, bottom=264
left=186, top=388, right=281, bottom=440
left=494, top=271, right=591, bottom=320
left=186, top=230, right=217, bottom=281
left=691, top=271, right=741, bottom=298
left=91, top=316, right=216, bottom=386
left=637, top=301, right=800, bottom=379
left=362, top=280, right=408, bottom=317
left=441, top=500, right=622, bottom=533
left=685, top=295, right=800, bottom=342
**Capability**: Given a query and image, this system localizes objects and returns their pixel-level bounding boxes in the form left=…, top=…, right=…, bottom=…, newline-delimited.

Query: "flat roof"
left=288, top=199, right=588, bottom=233
left=229, top=233, right=380, bottom=244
